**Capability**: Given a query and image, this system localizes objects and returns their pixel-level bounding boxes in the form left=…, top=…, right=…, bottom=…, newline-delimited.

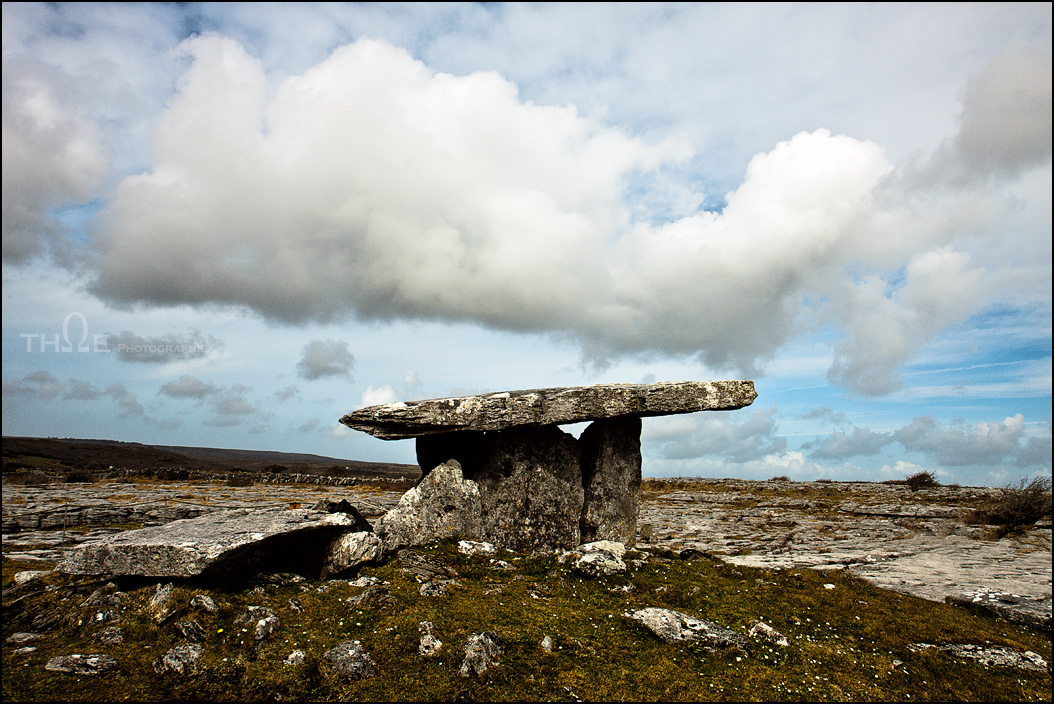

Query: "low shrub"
left=226, top=473, right=255, bottom=487
left=2, top=471, right=50, bottom=486
left=965, top=476, right=1052, bottom=531
left=904, top=471, right=940, bottom=491
left=64, top=468, right=96, bottom=483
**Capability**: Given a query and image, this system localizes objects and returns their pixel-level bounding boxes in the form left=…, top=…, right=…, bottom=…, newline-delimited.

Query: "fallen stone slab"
left=909, top=642, right=1049, bottom=671
left=945, top=589, right=1052, bottom=631
left=341, top=380, right=756, bottom=439
left=58, top=507, right=360, bottom=578
left=44, top=653, right=118, bottom=676
left=622, top=608, right=748, bottom=652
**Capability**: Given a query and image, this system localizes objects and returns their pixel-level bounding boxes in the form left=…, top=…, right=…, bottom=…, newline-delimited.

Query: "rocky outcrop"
left=323, top=640, right=376, bottom=679
left=341, top=380, right=756, bottom=439
left=58, top=507, right=360, bottom=578
left=459, top=632, right=504, bottom=677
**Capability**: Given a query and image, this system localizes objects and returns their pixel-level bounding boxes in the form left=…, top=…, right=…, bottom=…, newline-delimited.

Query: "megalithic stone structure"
left=341, top=380, right=756, bottom=553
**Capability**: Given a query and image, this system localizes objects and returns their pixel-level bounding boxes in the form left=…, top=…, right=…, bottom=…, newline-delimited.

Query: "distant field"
left=1, top=436, right=421, bottom=480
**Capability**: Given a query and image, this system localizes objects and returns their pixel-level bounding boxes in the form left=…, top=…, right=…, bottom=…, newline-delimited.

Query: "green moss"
left=3, top=538, right=1050, bottom=702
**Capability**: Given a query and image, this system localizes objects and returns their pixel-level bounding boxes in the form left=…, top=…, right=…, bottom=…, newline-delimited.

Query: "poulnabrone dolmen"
left=341, top=380, right=757, bottom=554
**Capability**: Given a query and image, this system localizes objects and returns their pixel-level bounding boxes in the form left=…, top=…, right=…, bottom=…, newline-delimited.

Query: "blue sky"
left=2, top=2, right=1050, bottom=487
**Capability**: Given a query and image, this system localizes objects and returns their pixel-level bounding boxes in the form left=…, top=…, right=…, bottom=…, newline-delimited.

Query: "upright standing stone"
left=579, top=416, right=642, bottom=544
left=473, top=426, right=584, bottom=553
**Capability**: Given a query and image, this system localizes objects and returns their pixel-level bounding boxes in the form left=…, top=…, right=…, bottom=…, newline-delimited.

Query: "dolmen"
left=59, top=380, right=755, bottom=579
left=341, top=380, right=756, bottom=553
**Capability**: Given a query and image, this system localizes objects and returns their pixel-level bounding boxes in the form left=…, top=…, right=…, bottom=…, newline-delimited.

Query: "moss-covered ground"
left=3, top=535, right=1050, bottom=702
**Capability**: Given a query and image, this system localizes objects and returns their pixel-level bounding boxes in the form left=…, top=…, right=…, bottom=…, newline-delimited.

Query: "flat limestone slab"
left=58, top=507, right=357, bottom=578
left=341, top=380, right=756, bottom=440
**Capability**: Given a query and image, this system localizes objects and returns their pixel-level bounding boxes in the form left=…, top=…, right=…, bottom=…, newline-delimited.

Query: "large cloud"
left=5, top=32, right=1046, bottom=393
left=1, top=57, right=110, bottom=263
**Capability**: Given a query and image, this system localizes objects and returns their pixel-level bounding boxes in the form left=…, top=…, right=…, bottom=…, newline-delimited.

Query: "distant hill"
left=1, top=436, right=420, bottom=479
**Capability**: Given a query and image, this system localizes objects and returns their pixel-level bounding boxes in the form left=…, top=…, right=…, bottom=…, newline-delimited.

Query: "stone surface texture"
left=57, top=507, right=357, bottom=577
left=415, top=421, right=640, bottom=552
left=472, top=426, right=585, bottom=553
left=373, top=461, right=482, bottom=554
left=322, top=531, right=383, bottom=578
left=459, top=632, right=504, bottom=677
left=341, top=380, right=756, bottom=439
left=323, top=640, right=376, bottom=679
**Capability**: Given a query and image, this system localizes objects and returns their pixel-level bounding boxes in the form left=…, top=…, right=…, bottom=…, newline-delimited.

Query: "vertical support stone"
left=579, top=416, right=642, bottom=546
left=471, top=426, right=584, bottom=553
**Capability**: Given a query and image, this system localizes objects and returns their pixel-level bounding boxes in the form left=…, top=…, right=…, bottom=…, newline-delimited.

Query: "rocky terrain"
left=3, top=476, right=1050, bottom=621
left=2, top=474, right=1050, bottom=702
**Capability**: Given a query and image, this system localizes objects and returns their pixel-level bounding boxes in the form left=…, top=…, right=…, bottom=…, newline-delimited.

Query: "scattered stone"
left=174, top=620, right=207, bottom=643
left=398, top=550, right=459, bottom=582
left=573, top=540, right=627, bottom=559
left=418, top=621, right=443, bottom=656
left=489, top=559, right=516, bottom=571
left=748, top=620, right=790, bottom=647
left=420, top=580, right=457, bottom=596
left=13, top=647, right=38, bottom=657
left=623, top=608, right=748, bottom=652
left=348, top=575, right=388, bottom=588
left=573, top=551, right=628, bottom=578
left=96, top=626, right=123, bottom=644
left=257, top=571, right=307, bottom=585
left=44, top=653, right=118, bottom=676
left=153, top=644, right=203, bottom=675
left=284, top=650, right=306, bottom=666
left=341, top=380, right=757, bottom=439
left=234, top=606, right=280, bottom=648
left=373, top=461, right=483, bottom=554
left=13, top=570, right=51, bottom=586
left=346, top=585, right=396, bottom=610
left=82, top=583, right=123, bottom=608
left=323, top=640, right=376, bottom=679
left=6, top=632, right=41, bottom=644
left=909, top=643, right=1049, bottom=671
left=190, top=594, right=217, bottom=613
left=149, top=582, right=176, bottom=623
left=540, top=635, right=553, bottom=653
left=323, top=531, right=383, bottom=578
left=58, top=507, right=360, bottom=578
left=459, top=631, right=504, bottom=677
left=458, top=540, right=496, bottom=556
